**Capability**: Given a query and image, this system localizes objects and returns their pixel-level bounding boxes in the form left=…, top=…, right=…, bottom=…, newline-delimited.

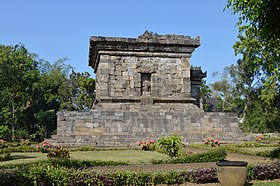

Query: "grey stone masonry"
left=47, top=31, right=245, bottom=147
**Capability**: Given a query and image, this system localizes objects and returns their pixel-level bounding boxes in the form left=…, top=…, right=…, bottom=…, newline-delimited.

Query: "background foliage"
left=0, top=44, right=95, bottom=141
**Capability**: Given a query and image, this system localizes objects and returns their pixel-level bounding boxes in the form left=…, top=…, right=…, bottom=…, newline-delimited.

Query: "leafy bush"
left=156, top=134, right=184, bottom=157
left=0, top=140, right=11, bottom=162
left=0, top=126, right=11, bottom=141
left=19, top=139, right=31, bottom=146
left=47, top=146, right=70, bottom=159
left=270, top=147, right=280, bottom=158
left=248, top=162, right=280, bottom=181
left=190, top=168, right=218, bottom=183
left=15, top=129, right=30, bottom=140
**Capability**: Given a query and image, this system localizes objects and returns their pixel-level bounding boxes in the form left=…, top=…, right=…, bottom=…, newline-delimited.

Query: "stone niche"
left=48, top=31, right=245, bottom=147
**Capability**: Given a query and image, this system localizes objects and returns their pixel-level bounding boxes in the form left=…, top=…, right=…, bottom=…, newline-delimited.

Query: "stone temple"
left=48, top=31, right=244, bottom=147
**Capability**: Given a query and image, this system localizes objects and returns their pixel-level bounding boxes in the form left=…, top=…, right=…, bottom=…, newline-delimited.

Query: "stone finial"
left=138, top=30, right=159, bottom=40
left=137, top=30, right=200, bottom=44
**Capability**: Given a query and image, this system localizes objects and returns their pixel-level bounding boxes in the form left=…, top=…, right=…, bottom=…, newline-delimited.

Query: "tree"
left=226, top=0, right=280, bottom=132
left=0, top=44, right=96, bottom=140
left=211, top=66, right=244, bottom=113
left=29, top=59, right=95, bottom=137
left=226, top=0, right=280, bottom=45
left=66, top=71, right=95, bottom=111
left=0, top=44, right=40, bottom=140
left=200, top=79, right=212, bottom=112
left=211, top=63, right=280, bottom=132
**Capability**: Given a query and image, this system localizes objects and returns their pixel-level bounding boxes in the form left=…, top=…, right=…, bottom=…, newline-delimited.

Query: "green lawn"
left=253, top=181, right=280, bottom=186
left=0, top=150, right=168, bottom=166
left=240, top=147, right=277, bottom=153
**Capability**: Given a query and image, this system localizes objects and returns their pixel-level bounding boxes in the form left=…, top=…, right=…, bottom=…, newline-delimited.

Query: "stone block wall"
left=49, top=103, right=244, bottom=147
left=96, top=55, right=184, bottom=98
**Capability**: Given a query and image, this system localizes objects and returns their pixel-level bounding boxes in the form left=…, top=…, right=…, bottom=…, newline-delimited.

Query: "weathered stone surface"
left=47, top=31, right=245, bottom=147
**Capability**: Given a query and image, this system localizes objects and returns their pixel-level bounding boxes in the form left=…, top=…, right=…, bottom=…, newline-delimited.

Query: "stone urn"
left=216, top=160, right=248, bottom=186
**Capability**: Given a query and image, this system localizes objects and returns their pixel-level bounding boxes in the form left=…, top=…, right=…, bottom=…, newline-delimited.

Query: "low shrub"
left=0, top=152, right=11, bottom=162
left=0, top=140, right=11, bottom=162
left=190, top=142, right=278, bottom=149
left=156, top=134, right=184, bottom=158
left=230, top=142, right=277, bottom=148
left=45, top=158, right=129, bottom=168
left=47, top=146, right=70, bottom=159
left=0, top=139, right=7, bottom=149
left=36, top=141, right=51, bottom=153
left=0, top=126, right=11, bottom=141
left=152, top=148, right=227, bottom=164
left=190, top=142, right=279, bottom=158
left=223, top=145, right=279, bottom=158
left=270, top=147, right=280, bottom=158
left=0, top=161, right=280, bottom=185
left=248, top=162, right=280, bottom=181
left=0, top=145, right=37, bottom=153
left=190, top=168, right=218, bottom=183
left=137, top=139, right=155, bottom=151
left=19, top=139, right=31, bottom=146
left=203, top=138, right=220, bottom=147
left=70, top=145, right=96, bottom=151
left=0, top=164, right=219, bottom=185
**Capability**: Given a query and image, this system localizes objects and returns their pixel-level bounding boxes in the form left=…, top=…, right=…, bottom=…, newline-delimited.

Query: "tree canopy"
left=0, top=44, right=95, bottom=141
left=226, top=0, right=280, bottom=44
left=200, top=1, right=280, bottom=132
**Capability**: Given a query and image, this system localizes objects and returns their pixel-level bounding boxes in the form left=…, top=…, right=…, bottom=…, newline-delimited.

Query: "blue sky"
left=0, top=0, right=239, bottom=83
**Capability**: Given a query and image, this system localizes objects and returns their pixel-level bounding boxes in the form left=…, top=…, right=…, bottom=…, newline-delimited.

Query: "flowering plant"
left=36, top=141, right=51, bottom=153
left=137, top=139, right=155, bottom=150
left=203, top=138, right=220, bottom=147
left=0, top=139, right=7, bottom=149
left=47, top=146, right=70, bottom=159
left=256, top=135, right=264, bottom=141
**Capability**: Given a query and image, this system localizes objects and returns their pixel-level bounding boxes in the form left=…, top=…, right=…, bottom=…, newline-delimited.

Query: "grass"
left=252, top=181, right=280, bottom=186
left=241, top=147, right=277, bottom=153
left=0, top=150, right=168, bottom=166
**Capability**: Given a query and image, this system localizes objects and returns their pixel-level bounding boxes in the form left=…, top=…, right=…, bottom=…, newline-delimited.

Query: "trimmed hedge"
left=152, top=148, right=227, bottom=164
left=247, top=162, right=280, bottom=181
left=189, top=142, right=279, bottom=158
left=0, top=152, right=11, bottom=162
left=0, top=146, right=37, bottom=153
left=223, top=146, right=280, bottom=158
left=1, top=162, right=279, bottom=185
left=0, top=158, right=129, bottom=170
left=0, top=164, right=218, bottom=186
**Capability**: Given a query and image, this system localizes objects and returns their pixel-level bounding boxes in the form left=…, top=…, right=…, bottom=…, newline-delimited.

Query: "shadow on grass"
left=245, top=182, right=253, bottom=186
left=9, top=154, right=36, bottom=160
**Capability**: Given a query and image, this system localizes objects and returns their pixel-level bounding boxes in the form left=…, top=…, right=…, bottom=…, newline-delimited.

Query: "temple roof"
left=89, top=31, right=200, bottom=72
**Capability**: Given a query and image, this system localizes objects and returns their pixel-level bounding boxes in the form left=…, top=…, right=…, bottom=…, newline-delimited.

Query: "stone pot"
left=216, top=160, right=248, bottom=186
